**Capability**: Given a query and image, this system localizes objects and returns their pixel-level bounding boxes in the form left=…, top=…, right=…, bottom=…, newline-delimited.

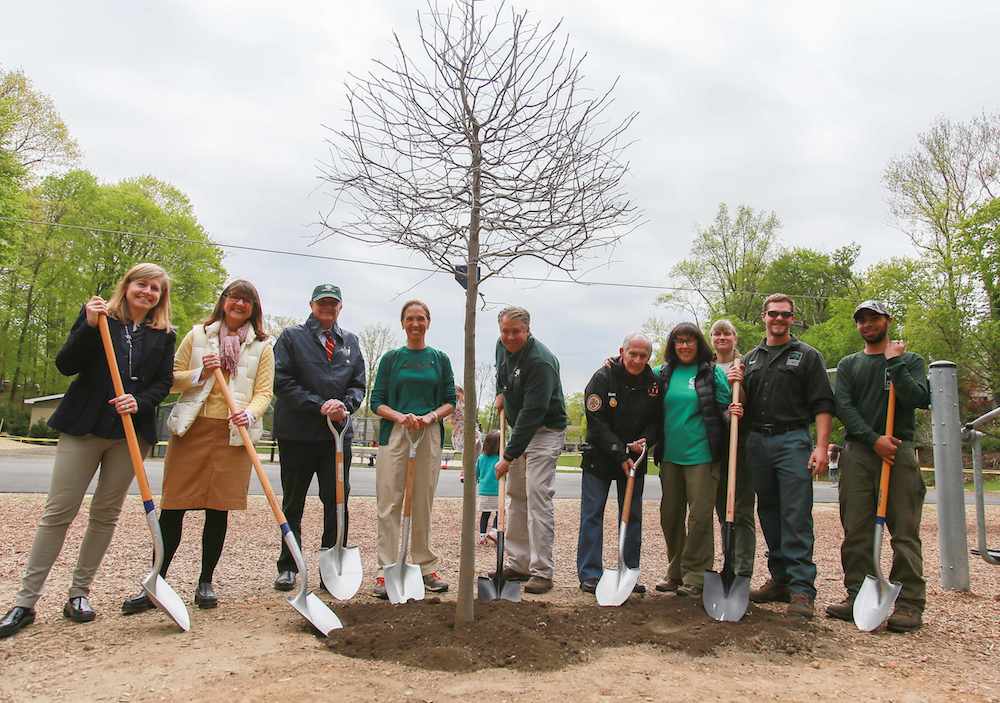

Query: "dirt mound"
left=326, top=596, right=832, bottom=672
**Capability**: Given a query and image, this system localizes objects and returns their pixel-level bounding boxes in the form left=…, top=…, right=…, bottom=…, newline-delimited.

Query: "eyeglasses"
left=765, top=310, right=794, bottom=319
left=674, top=338, right=697, bottom=347
left=226, top=294, right=253, bottom=305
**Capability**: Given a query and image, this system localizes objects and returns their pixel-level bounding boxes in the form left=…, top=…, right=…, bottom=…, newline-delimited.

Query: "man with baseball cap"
left=271, top=283, right=366, bottom=591
left=827, top=300, right=930, bottom=631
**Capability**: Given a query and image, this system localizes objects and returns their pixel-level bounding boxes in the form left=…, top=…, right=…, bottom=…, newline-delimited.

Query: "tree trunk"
left=455, top=124, right=483, bottom=626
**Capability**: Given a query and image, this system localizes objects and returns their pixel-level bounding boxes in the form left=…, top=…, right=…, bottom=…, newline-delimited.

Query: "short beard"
left=862, top=329, right=887, bottom=344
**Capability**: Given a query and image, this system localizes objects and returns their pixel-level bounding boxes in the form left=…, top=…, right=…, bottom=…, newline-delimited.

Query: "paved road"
left=1, top=452, right=997, bottom=504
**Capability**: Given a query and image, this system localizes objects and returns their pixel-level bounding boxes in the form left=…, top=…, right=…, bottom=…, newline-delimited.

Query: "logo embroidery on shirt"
left=688, top=377, right=696, bottom=389
left=648, top=383, right=659, bottom=398
left=586, top=394, right=602, bottom=412
left=786, top=351, right=803, bottom=368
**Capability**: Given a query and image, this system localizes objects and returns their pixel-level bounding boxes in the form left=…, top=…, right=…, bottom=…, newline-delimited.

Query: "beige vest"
left=167, top=321, right=266, bottom=445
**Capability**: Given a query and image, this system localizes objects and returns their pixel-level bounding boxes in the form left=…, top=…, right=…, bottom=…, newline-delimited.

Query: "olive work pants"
left=714, top=440, right=756, bottom=578
left=659, top=461, right=719, bottom=588
left=838, top=440, right=926, bottom=611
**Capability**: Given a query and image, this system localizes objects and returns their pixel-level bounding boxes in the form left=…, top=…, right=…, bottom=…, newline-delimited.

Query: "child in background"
left=476, top=430, right=500, bottom=544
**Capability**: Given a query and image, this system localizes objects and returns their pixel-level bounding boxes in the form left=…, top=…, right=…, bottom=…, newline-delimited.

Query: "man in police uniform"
left=271, top=283, right=366, bottom=591
left=827, top=300, right=930, bottom=632
left=733, top=293, right=834, bottom=618
left=576, top=333, right=661, bottom=593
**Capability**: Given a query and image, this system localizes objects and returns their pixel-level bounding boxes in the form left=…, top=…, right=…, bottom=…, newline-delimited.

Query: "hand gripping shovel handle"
left=97, top=315, right=155, bottom=506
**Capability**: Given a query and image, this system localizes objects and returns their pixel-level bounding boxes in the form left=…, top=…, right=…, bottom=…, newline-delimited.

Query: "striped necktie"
left=324, top=330, right=335, bottom=361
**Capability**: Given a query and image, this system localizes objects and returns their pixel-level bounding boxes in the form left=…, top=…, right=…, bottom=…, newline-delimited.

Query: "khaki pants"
left=16, top=434, right=145, bottom=609
left=375, top=423, right=442, bottom=575
left=659, top=461, right=719, bottom=587
left=505, top=427, right=564, bottom=579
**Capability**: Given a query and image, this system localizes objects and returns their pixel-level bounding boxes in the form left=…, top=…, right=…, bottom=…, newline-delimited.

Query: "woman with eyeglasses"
left=653, top=322, right=739, bottom=597
left=122, top=280, right=273, bottom=614
left=0, top=264, right=175, bottom=639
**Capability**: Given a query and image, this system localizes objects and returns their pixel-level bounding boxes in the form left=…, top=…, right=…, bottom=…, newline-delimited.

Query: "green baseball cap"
left=311, top=284, right=343, bottom=303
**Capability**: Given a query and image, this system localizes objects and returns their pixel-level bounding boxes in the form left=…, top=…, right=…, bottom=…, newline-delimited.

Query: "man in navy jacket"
left=271, top=284, right=366, bottom=590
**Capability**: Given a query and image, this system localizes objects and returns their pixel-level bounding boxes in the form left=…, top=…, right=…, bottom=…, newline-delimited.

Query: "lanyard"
left=122, top=323, right=140, bottom=381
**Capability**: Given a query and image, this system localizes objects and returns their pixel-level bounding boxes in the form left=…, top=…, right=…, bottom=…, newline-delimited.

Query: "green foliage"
left=28, top=418, right=59, bottom=438
left=760, top=244, right=861, bottom=329
left=0, top=402, right=29, bottom=436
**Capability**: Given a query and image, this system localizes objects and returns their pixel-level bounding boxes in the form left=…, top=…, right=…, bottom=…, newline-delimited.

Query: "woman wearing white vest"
left=122, top=280, right=274, bottom=613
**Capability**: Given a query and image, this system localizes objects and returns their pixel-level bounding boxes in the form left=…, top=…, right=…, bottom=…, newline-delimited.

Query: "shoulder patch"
left=586, top=394, right=603, bottom=412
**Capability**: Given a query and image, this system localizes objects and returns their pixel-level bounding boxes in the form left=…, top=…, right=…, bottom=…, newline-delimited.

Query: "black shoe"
left=194, top=582, right=218, bottom=609
left=121, top=591, right=155, bottom=615
left=63, top=596, right=96, bottom=623
left=0, top=606, right=35, bottom=638
left=273, top=570, right=296, bottom=592
left=580, top=578, right=598, bottom=594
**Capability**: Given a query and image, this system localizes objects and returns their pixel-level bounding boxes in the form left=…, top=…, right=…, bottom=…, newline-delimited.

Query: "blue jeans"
left=747, top=429, right=816, bottom=597
left=576, top=469, right=644, bottom=583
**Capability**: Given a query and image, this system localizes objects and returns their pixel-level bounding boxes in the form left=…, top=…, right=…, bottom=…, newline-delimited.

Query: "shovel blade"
left=703, top=570, right=750, bottom=622
left=142, top=572, right=191, bottom=632
left=384, top=562, right=424, bottom=604
left=595, top=567, right=640, bottom=607
left=477, top=575, right=498, bottom=603
left=853, top=575, right=902, bottom=632
left=289, top=591, right=343, bottom=636
left=319, top=546, right=363, bottom=601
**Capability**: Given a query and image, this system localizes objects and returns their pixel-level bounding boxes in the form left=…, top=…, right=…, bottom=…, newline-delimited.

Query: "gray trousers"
left=505, top=427, right=564, bottom=579
left=16, top=434, right=144, bottom=609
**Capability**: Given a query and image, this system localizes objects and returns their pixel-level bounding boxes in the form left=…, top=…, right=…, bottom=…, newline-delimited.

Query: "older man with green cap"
left=271, top=283, right=367, bottom=591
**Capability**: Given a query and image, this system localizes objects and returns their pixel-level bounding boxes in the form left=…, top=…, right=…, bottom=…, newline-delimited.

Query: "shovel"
left=854, top=382, right=902, bottom=632
left=478, top=410, right=522, bottom=603
left=384, top=426, right=426, bottom=604
left=704, top=377, right=750, bottom=622
left=319, top=415, right=363, bottom=600
left=596, top=447, right=645, bottom=607
left=97, top=315, right=190, bottom=632
left=212, top=369, right=342, bottom=636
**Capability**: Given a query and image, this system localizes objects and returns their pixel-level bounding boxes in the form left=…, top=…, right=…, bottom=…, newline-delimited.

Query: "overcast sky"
left=6, top=1, right=1000, bottom=394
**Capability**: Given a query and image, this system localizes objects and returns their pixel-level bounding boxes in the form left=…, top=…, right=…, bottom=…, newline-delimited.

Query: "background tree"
left=0, top=68, right=80, bottom=176
left=358, top=322, right=398, bottom=439
left=664, top=202, right=780, bottom=325
left=759, top=244, right=861, bottom=330
left=318, top=0, right=639, bottom=623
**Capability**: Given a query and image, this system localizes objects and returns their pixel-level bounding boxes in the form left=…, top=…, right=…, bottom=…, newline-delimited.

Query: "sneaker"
left=524, top=576, right=553, bottom=594
left=825, top=596, right=854, bottom=622
left=886, top=605, right=923, bottom=633
left=787, top=592, right=815, bottom=619
left=372, top=576, right=388, bottom=600
left=655, top=577, right=683, bottom=593
left=121, top=592, right=155, bottom=615
left=477, top=534, right=487, bottom=546
left=579, top=578, right=598, bottom=594
left=486, top=529, right=498, bottom=544
left=423, top=572, right=449, bottom=593
left=273, top=570, right=296, bottom=592
left=676, top=583, right=703, bottom=598
left=750, top=578, right=791, bottom=604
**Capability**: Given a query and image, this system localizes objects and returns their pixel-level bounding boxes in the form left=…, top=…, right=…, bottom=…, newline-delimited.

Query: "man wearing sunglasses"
left=729, top=293, right=834, bottom=619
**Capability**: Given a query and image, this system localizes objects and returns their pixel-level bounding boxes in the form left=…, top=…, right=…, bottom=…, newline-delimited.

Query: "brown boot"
left=787, top=592, right=815, bottom=619
left=750, top=578, right=791, bottom=603
left=524, top=576, right=553, bottom=594
left=886, top=605, right=923, bottom=633
left=655, top=577, right=683, bottom=593
left=824, top=596, right=854, bottom=622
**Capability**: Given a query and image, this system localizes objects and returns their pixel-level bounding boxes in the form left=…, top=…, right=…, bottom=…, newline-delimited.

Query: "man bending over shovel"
left=577, top=333, right=661, bottom=595
left=829, top=301, right=929, bottom=632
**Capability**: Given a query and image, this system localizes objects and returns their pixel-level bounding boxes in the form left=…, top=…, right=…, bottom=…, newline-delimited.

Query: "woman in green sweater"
left=369, top=300, right=456, bottom=598
left=655, top=322, right=737, bottom=597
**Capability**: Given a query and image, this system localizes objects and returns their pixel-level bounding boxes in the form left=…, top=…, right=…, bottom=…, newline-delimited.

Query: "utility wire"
left=0, top=215, right=862, bottom=303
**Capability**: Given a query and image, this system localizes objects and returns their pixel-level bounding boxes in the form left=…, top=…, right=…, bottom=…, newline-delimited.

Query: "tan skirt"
left=161, top=417, right=251, bottom=511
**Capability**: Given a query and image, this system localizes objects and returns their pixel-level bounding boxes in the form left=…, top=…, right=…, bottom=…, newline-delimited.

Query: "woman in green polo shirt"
left=654, top=322, right=735, bottom=597
left=369, top=300, right=456, bottom=598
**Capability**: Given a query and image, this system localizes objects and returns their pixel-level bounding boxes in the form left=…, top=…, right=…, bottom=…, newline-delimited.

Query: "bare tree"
left=318, top=0, right=640, bottom=624
left=263, top=314, right=301, bottom=342
left=358, top=322, right=398, bottom=414
left=0, top=68, right=80, bottom=176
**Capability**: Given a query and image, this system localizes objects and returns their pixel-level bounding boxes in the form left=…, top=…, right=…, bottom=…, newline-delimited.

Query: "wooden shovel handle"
left=875, top=382, right=897, bottom=520
left=498, top=410, right=507, bottom=531
left=212, top=368, right=287, bottom=525
left=725, top=379, right=741, bottom=523
left=97, top=315, right=153, bottom=503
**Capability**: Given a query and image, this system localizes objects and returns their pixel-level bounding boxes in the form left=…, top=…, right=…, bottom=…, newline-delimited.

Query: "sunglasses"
left=765, top=310, right=794, bottom=319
